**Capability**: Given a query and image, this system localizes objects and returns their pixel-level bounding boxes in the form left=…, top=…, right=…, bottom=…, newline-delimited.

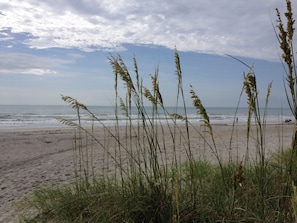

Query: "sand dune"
left=0, top=124, right=295, bottom=222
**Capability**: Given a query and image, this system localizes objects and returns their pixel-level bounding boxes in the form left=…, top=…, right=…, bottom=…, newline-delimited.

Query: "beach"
left=0, top=124, right=295, bottom=222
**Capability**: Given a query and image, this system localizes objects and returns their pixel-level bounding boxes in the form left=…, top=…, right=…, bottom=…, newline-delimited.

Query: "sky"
left=0, top=0, right=295, bottom=107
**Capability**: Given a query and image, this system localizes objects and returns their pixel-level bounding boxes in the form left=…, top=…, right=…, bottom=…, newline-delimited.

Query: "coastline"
left=0, top=123, right=295, bottom=222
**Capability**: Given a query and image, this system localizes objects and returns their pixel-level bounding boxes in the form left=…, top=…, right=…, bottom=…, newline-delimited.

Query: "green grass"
left=19, top=156, right=297, bottom=222
left=19, top=1, right=297, bottom=222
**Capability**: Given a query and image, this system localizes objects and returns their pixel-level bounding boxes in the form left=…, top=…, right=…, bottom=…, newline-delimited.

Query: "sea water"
left=0, top=105, right=294, bottom=129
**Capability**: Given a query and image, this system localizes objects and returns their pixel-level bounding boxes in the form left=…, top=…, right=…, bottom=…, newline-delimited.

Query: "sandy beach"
left=0, top=123, right=295, bottom=222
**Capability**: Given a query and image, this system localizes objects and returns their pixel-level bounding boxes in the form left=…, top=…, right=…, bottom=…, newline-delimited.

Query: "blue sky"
left=0, top=0, right=294, bottom=107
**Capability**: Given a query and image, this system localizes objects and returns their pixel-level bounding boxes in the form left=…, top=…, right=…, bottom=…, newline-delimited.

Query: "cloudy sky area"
left=0, top=0, right=294, bottom=107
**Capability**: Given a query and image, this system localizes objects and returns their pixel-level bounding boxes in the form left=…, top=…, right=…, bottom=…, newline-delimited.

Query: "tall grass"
left=275, top=1, right=297, bottom=221
left=19, top=1, right=297, bottom=222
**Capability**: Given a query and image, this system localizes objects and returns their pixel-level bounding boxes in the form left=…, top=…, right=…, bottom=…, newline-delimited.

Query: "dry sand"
left=0, top=124, right=295, bottom=222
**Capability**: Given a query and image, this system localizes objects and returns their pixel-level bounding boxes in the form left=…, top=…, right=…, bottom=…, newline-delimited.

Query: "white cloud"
left=0, top=31, right=13, bottom=41
left=0, top=0, right=292, bottom=61
left=3, top=68, right=57, bottom=76
left=0, top=53, right=73, bottom=75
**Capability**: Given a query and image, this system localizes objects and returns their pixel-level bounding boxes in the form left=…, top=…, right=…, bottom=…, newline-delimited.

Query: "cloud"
left=0, top=30, right=13, bottom=41
left=2, top=68, right=57, bottom=76
left=0, top=53, right=73, bottom=75
left=0, top=0, right=290, bottom=61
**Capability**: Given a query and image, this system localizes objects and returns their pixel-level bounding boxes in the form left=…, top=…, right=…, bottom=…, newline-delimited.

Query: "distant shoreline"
left=0, top=105, right=294, bottom=129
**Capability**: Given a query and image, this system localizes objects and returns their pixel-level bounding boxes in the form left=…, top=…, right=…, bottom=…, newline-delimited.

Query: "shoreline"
left=0, top=123, right=295, bottom=222
left=0, top=119, right=294, bottom=130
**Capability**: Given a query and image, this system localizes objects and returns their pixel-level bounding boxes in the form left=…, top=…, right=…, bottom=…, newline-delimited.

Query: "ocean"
left=0, top=105, right=294, bottom=129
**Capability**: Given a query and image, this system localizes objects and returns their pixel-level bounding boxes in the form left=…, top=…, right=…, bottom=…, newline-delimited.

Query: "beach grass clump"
left=20, top=152, right=297, bottom=222
left=19, top=1, right=297, bottom=222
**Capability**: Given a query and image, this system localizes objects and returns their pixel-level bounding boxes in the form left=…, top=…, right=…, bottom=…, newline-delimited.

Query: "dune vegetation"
left=19, top=1, right=297, bottom=222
